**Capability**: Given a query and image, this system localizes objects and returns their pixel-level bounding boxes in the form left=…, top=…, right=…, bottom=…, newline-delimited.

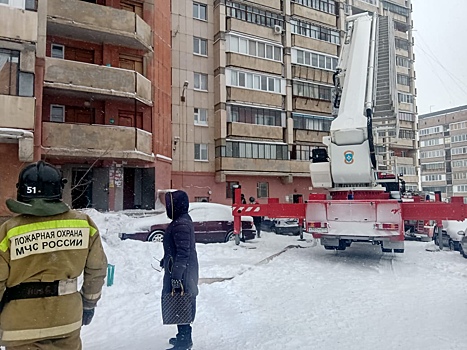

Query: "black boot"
left=166, top=325, right=192, bottom=350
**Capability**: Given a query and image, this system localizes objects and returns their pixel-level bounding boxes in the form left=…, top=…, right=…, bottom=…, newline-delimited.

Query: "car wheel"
left=434, top=234, right=439, bottom=246
left=459, top=244, right=465, bottom=256
left=225, top=231, right=235, bottom=243
left=148, top=230, right=164, bottom=243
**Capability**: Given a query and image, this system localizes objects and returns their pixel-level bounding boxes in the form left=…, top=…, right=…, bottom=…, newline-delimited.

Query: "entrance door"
left=71, top=168, right=93, bottom=209
left=123, top=168, right=135, bottom=209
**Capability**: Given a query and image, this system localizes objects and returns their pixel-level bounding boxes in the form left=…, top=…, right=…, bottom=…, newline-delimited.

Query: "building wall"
left=419, top=106, right=467, bottom=199
left=171, top=0, right=419, bottom=200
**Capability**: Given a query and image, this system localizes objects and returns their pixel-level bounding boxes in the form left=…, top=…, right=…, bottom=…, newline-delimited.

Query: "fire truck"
left=232, top=13, right=467, bottom=252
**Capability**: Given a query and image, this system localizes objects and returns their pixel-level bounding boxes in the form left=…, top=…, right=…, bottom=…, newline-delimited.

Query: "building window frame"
left=225, top=1, right=283, bottom=29
left=292, top=0, right=336, bottom=15
left=226, top=181, right=239, bottom=199
left=193, top=37, right=208, bottom=56
left=194, top=72, right=208, bottom=91
left=292, top=80, right=332, bottom=101
left=194, top=143, right=208, bottom=161
left=290, top=18, right=340, bottom=45
left=227, top=104, right=284, bottom=127
left=257, top=182, right=269, bottom=198
left=50, top=104, right=65, bottom=123
left=193, top=2, right=207, bottom=21
left=226, top=68, right=284, bottom=94
left=194, top=108, right=208, bottom=126
left=226, top=33, right=282, bottom=62
left=51, top=44, right=65, bottom=59
left=292, top=47, right=338, bottom=71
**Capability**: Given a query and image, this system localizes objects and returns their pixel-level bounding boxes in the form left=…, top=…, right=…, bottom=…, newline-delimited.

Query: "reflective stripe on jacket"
left=0, top=210, right=107, bottom=346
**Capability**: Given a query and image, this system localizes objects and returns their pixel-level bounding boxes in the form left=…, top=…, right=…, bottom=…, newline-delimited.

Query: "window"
left=194, top=73, right=208, bottom=91
left=291, top=144, right=317, bottom=161
left=398, top=93, right=413, bottom=104
left=452, top=159, right=467, bottom=168
left=51, top=44, right=64, bottom=59
left=0, top=0, right=9, bottom=4
left=293, top=113, right=332, bottom=132
left=396, top=55, right=410, bottom=68
left=399, top=129, right=415, bottom=139
left=193, top=2, right=207, bottom=20
left=227, top=104, right=283, bottom=126
left=292, top=48, right=337, bottom=71
left=193, top=37, right=207, bottom=56
left=194, top=143, right=208, bottom=161
left=226, top=1, right=283, bottom=29
left=397, top=165, right=416, bottom=176
left=451, top=121, right=467, bottom=131
left=395, top=38, right=410, bottom=51
left=420, top=150, right=445, bottom=159
left=398, top=112, right=414, bottom=122
left=454, top=184, right=467, bottom=193
left=419, top=126, right=443, bottom=136
left=421, top=162, right=445, bottom=171
left=453, top=172, right=467, bottom=180
left=227, top=34, right=282, bottom=62
left=227, top=69, right=283, bottom=94
left=216, top=141, right=288, bottom=160
left=452, top=147, right=467, bottom=156
left=451, top=134, right=467, bottom=143
left=420, top=138, right=443, bottom=147
left=290, top=19, right=340, bottom=45
left=226, top=181, right=239, bottom=198
left=292, top=81, right=332, bottom=101
left=194, top=108, right=208, bottom=125
left=257, top=182, right=269, bottom=198
left=397, top=74, right=411, bottom=87
left=382, top=0, right=410, bottom=17
left=292, top=0, right=336, bottom=15
left=50, top=105, right=65, bottom=122
left=0, top=48, right=34, bottom=97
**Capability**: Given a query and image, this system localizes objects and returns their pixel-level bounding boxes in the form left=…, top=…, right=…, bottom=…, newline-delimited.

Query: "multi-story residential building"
left=171, top=0, right=418, bottom=204
left=0, top=0, right=37, bottom=216
left=419, top=105, right=467, bottom=200
left=0, top=0, right=172, bottom=217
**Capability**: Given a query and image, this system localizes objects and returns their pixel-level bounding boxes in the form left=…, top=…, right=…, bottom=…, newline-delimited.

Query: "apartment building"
left=171, top=0, right=418, bottom=204
left=419, top=105, right=467, bottom=200
left=0, top=0, right=172, bottom=216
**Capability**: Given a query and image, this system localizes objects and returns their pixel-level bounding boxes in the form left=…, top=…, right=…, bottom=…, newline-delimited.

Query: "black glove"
left=82, top=308, right=95, bottom=326
left=171, top=279, right=183, bottom=289
left=160, top=257, right=164, bottom=268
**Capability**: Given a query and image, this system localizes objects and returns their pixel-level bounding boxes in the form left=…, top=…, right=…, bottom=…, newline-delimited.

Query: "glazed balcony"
left=44, top=57, right=152, bottom=105
left=42, top=122, right=154, bottom=162
left=0, top=5, right=37, bottom=43
left=47, top=0, right=152, bottom=51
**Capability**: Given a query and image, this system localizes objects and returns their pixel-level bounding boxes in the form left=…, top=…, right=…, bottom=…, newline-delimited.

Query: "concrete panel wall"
left=294, top=129, right=327, bottom=144
left=228, top=87, right=283, bottom=107
left=293, top=97, right=332, bottom=114
left=228, top=122, right=283, bottom=140
left=227, top=18, right=281, bottom=43
left=291, top=3, right=336, bottom=27
left=292, top=35, right=338, bottom=56
left=0, top=6, right=37, bottom=43
left=0, top=96, right=35, bottom=129
left=227, top=53, right=283, bottom=75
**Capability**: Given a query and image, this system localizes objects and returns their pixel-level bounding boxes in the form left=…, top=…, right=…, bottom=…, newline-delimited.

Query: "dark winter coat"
left=162, top=191, right=199, bottom=297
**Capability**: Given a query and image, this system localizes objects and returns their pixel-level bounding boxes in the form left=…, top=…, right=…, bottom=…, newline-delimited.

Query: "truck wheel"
left=336, top=240, right=347, bottom=251
left=449, top=240, right=455, bottom=251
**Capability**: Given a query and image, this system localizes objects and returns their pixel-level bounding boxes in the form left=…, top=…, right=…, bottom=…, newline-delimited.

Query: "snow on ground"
left=76, top=209, right=467, bottom=349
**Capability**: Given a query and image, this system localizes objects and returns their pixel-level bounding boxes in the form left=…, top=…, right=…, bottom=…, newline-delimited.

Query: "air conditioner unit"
left=273, top=25, right=282, bottom=35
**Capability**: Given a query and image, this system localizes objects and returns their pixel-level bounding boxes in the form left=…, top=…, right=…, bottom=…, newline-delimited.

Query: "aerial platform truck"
left=232, top=13, right=467, bottom=252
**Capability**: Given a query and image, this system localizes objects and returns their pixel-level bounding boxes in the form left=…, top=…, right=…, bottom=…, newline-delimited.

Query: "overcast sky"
left=411, top=0, right=467, bottom=115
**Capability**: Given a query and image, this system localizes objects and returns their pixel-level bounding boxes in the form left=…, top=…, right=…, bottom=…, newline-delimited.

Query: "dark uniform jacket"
left=162, top=191, right=199, bottom=297
left=0, top=209, right=107, bottom=346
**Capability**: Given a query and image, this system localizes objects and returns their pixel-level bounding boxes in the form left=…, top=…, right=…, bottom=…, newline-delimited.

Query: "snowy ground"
left=74, top=210, right=466, bottom=349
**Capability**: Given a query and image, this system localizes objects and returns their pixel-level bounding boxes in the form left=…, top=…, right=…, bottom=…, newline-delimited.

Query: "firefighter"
left=0, top=161, right=108, bottom=350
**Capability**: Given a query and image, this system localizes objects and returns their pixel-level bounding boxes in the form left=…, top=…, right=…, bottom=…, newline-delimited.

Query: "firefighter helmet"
left=16, top=161, right=66, bottom=202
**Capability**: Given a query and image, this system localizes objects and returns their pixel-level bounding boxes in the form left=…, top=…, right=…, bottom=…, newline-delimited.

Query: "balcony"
left=227, top=122, right=283, bottom=140
left=47, top=0, right=152, bottom=51
left=216, top=158, right=310, bottom=177
left=0, top=5, right=37, bottom=43
left=42, top=122, right=154, bottom=162
left=44, top=58, right=152, bottom=105
left=291, top=3, right=336, bottom=27
left=0, top=95, right=35, bottom=130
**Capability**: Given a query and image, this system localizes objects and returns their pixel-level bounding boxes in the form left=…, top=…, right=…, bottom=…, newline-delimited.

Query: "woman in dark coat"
left=161, top=190, right=199, bottom=350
